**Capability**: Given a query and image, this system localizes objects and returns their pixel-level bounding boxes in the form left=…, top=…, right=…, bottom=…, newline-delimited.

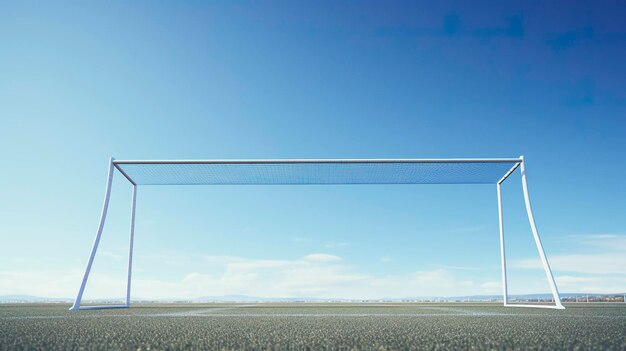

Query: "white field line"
left=416, top=306, right=498, bottom=316
left=0, top=313, right=482, bottom=320
left=160, top=305, right=254, bottom=316
left=2, top=306, right=625, bottom=321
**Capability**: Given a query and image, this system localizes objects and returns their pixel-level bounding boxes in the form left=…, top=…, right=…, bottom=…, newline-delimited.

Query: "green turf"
left=1, top=303, right=624, bottom=350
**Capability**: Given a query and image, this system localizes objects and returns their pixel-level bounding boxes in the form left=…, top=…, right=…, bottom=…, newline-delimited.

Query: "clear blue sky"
left=1, top=1, right=624, bottom=300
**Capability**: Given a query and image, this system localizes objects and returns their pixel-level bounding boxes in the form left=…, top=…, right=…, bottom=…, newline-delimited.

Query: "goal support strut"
left=70, top=157, right=138, bottom=310
left=496, top=156, right=563, bottom=309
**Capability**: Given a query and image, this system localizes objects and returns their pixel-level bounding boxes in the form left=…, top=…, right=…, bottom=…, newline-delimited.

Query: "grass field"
left=1, top=303, right=625, bottom=350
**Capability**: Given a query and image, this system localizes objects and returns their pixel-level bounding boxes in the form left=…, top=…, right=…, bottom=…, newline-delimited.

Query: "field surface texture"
left=1, top=303, right=625, bottom=350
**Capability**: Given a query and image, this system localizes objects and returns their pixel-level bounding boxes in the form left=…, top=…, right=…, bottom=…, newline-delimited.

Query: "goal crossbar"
left=70, top=156, right=564, bottom=310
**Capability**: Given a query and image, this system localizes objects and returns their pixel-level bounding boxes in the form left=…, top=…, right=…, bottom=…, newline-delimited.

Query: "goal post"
left=70, top=156, right=564, bottom=310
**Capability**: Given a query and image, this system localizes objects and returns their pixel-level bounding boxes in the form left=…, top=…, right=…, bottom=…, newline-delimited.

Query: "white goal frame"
left=70, top=156, right=564, bottom=310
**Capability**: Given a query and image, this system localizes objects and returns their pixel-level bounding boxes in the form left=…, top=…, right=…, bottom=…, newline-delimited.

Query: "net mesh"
left=115, top=160, right=519, bottom=185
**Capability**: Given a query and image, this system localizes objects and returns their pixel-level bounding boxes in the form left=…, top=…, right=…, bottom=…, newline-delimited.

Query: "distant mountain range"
left=1, top=293, right=623, bottom=303
left=0, top=295, right=73, bottom=303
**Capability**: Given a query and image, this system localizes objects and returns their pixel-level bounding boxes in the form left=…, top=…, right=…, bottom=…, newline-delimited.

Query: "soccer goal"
left=70, top=156, right=564, bottom=310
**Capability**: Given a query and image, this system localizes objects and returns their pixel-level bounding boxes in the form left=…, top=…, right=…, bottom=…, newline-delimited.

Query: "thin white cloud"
left=448, top=225, right=487, bottom=234
left=301, top=253, right=342, bottom=262
left=162, top=254, right=365, bottom=298
left=480, top=281, right=501, bottom=293
left=203, top=255, right=245, bottom=264
left=511, top=234, right=626, bottom=275
left=556, top=275, right=626, bottom=293
left=6, top=235, right=625, bottom=300
left=0, top=256, right=506, bottom=299
left=572, top=234, right=626, bottom=251
left=508, top=233, right=626, bottom=294
left=511, top=253, right=626, bottom=274
left=100, top=251, right=125, bottom=262
left=325, top=242, right=349, bottom=248
left=0, top=269, right=126, bottom=299
left=435, top=265, right=491, bottom=271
